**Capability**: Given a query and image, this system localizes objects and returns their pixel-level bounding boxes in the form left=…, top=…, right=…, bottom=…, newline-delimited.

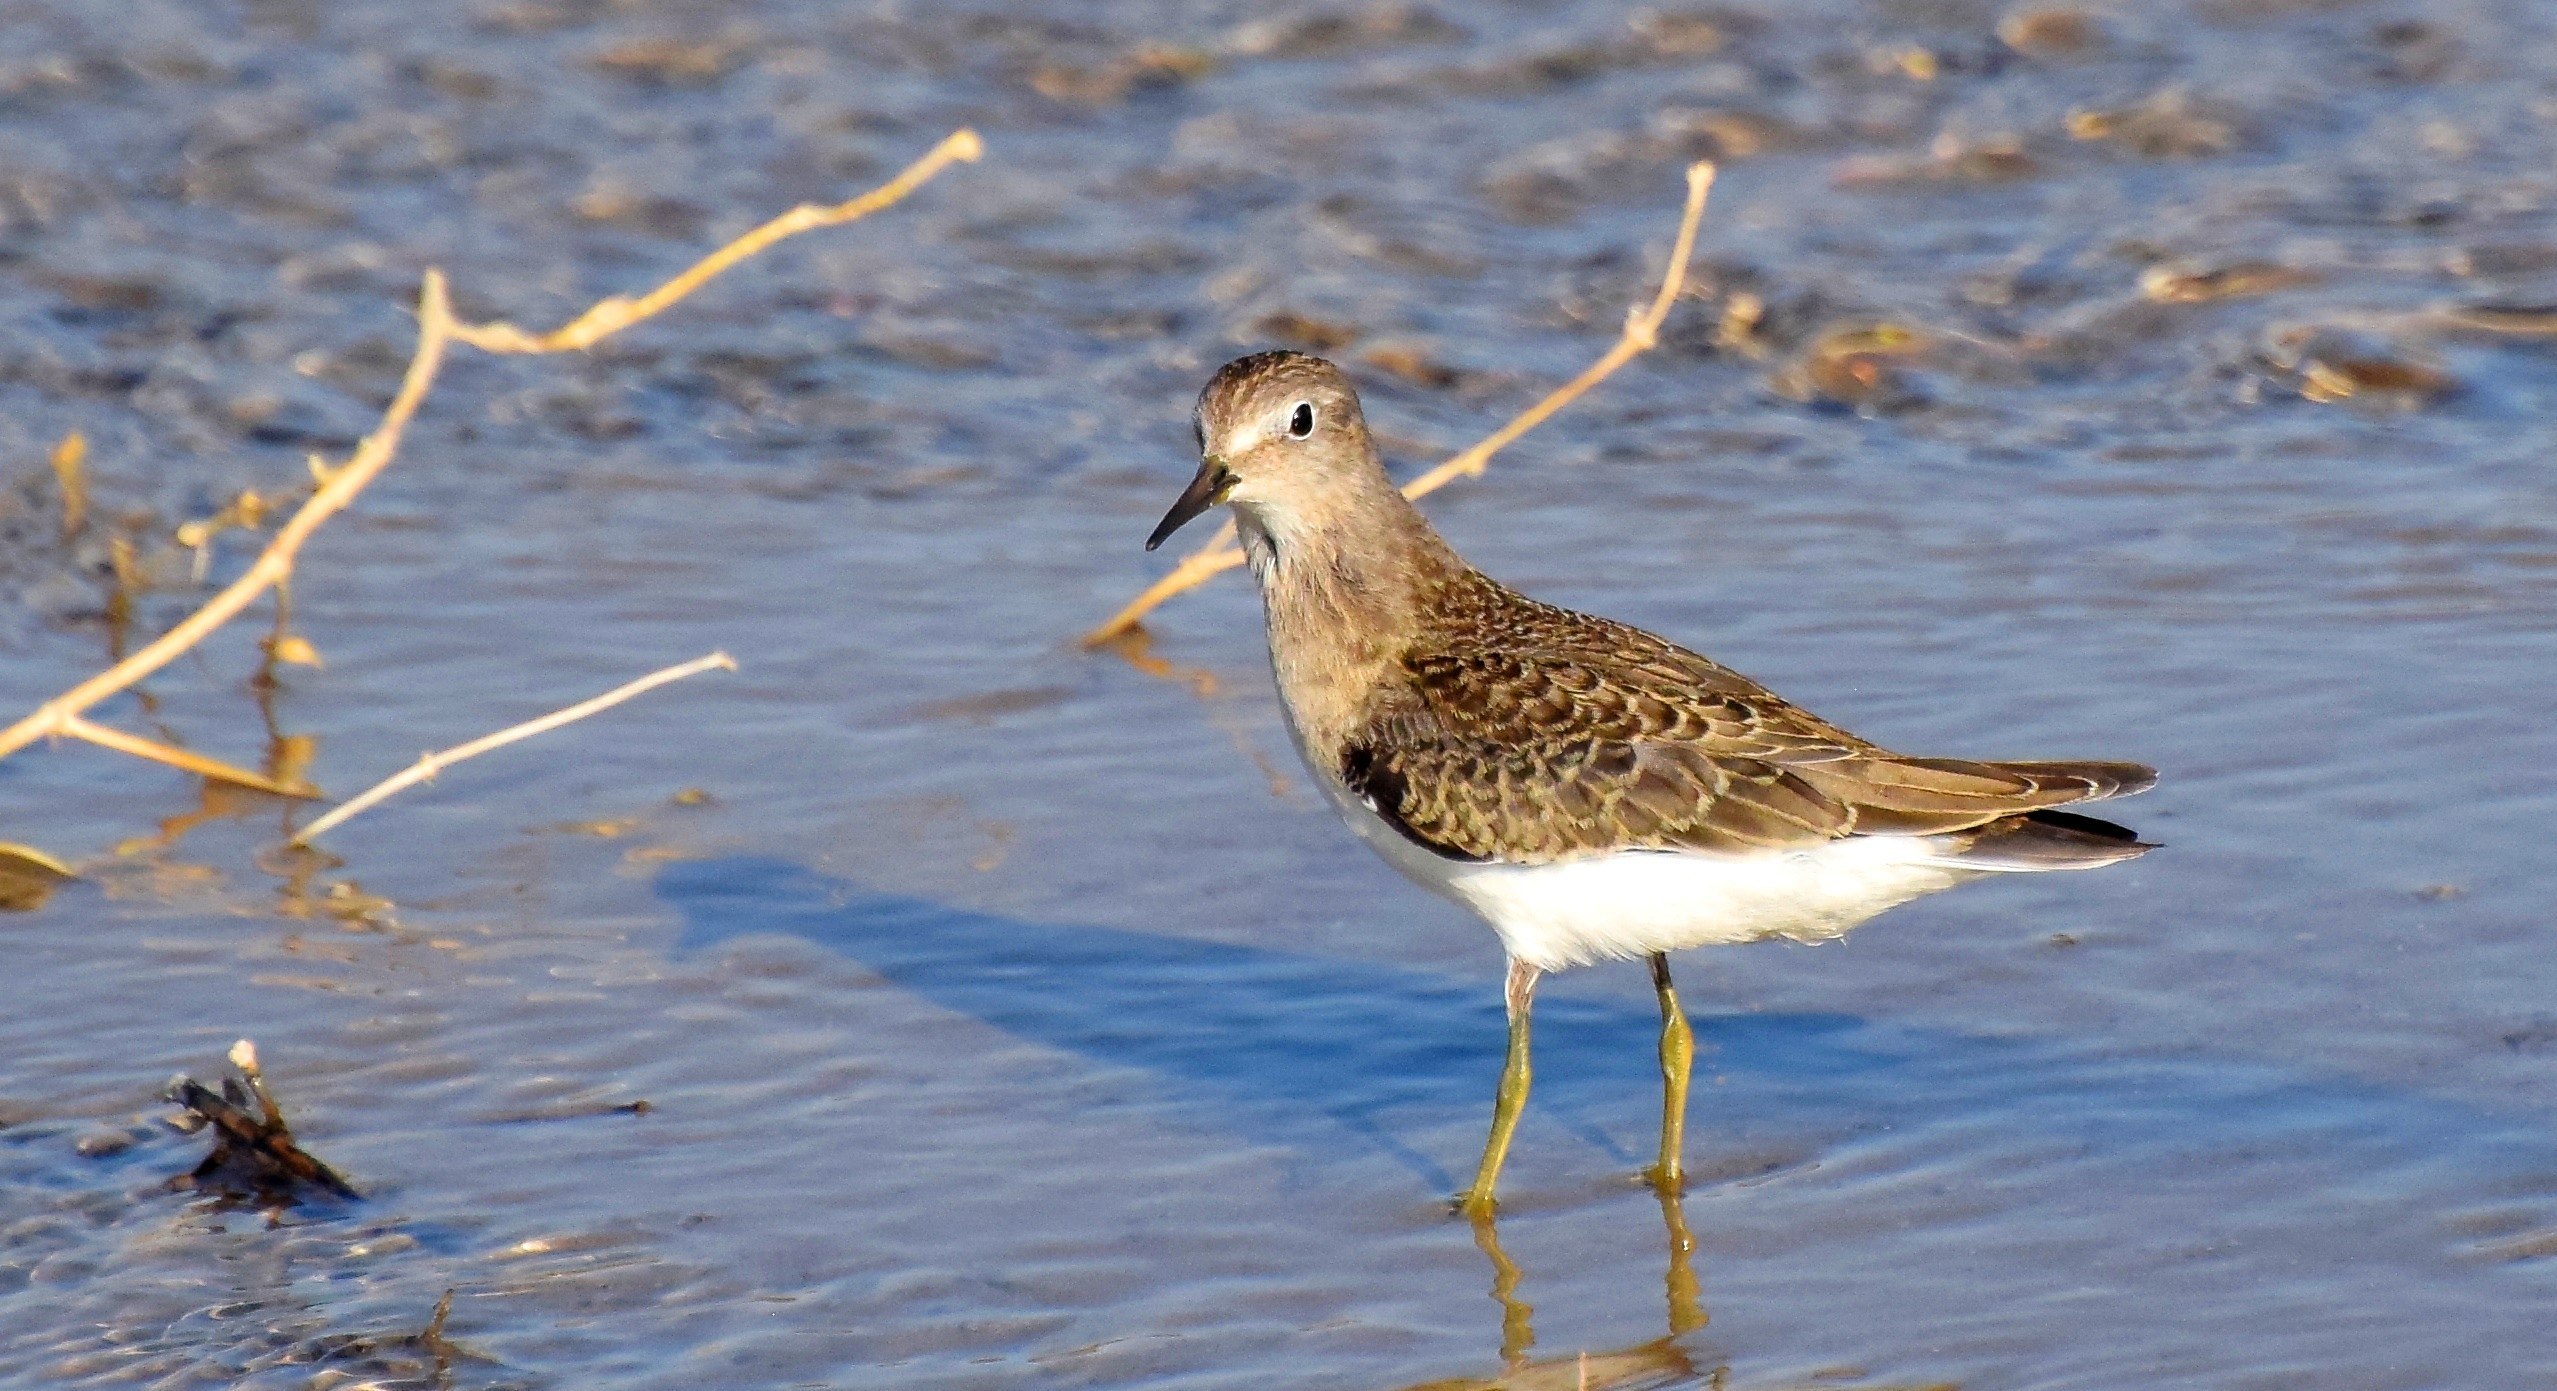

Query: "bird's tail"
left=1926, top=808, right=2157, bottom=872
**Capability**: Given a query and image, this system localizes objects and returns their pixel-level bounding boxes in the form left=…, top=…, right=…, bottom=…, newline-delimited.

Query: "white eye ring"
left=1286, top=402, right=1315, bottom=438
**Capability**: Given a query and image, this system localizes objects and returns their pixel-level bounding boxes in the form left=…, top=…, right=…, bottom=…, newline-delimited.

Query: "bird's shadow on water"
left=658, top=857, right=2548, bottom=1196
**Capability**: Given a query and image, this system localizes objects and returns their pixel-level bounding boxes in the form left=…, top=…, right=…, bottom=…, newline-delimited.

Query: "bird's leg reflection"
left=1658, top=1182, right=1707, bottom=1339
left=1469, top=1210, right=1536, bottom=1367
left=1454, top=1185, right=1711, bottom=1387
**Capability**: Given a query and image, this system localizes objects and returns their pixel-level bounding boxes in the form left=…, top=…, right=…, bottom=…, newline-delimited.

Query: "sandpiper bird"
left=1147, top=351, right=2155, bottom=1215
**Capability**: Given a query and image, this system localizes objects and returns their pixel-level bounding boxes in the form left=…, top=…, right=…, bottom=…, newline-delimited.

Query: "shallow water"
left=4, top=0, right=2557, bottom=1385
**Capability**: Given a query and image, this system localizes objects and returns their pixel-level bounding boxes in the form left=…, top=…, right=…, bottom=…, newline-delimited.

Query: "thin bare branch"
left=0, top=273, right=458, bottom=764
left=59, top=715, right=318, bottom=799
left=0, top=131, right=977, bottom=798
left=449, top=129, right=983, bottom=354
left=290, top=651, right=736, bottom=845
left=1082, top=161, right=1717, bottom=648
left=50, top=432, right=86, bottom=540
left=1087, top=533, right=1248, bottom=645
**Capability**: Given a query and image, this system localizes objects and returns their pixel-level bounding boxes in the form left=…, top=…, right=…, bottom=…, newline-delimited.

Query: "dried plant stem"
left=50, top=432, right=86, bottom=539
left=290, top=651, right=735, bottom=845
left=0, top=131, right=977, bottom=796
left=0, top=276, right=456, bottom=775
left=1085, top=522, right=1250, bottom=643
left=1400, top=163, right=1715, bottom=495
left=56, top=714, right=314, bottom=799
left=1082, top=161, right=1717, bottom=648
left=450, top=129, right=983, bottom=354
left=421, top=1289, right=457, bottom=1348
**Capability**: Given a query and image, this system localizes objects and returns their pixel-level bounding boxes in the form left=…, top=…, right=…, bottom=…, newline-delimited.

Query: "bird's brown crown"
left=1193, top=351, right=1375, bottom=475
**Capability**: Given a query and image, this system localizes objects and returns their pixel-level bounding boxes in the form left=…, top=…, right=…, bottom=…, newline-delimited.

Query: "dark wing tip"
left=1339, top=742, right=1492, bottom=864
left=2025, top=807, right=2154, bottom=846
left=1943, top=808, right=2157, bottom=871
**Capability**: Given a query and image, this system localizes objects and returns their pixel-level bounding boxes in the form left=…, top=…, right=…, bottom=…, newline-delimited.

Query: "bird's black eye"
left=1287, top=402, right=1315, bottom=439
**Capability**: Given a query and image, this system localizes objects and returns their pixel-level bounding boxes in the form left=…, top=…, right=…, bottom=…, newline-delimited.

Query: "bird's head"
left=1147, top=351, right=1382, bottom=551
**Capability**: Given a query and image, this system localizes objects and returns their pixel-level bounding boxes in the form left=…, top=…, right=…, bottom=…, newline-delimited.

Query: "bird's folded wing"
left=1343, top=636, right=2152, bottom=865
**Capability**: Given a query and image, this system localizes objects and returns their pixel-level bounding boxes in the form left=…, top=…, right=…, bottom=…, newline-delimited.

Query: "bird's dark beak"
left=1145, top=455, right=1235, bottom=551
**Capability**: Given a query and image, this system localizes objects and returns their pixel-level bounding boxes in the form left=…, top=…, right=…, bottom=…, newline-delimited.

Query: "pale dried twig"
left=1081, top=161, right=1717, bottom=647
left=0, top=131, right=978, bottom=797
left=0, top=273, right=457, bottom=779
left=57, top=713, right=314, bottom=798
left=449, top=129, right=983, bottom=354
left=290, top=651, right=736, bottom=845
left=50, top=432, right=86, bottom=539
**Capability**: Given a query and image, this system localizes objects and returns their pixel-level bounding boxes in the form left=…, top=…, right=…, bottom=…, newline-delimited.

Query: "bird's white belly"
left=1305, top=760, right=1974, bottom=972
left=1439, top=840, right=1975, bottom=971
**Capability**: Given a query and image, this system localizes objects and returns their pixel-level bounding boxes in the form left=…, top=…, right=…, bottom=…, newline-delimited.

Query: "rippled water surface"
left=5, top=0, right=2557, bottom=1385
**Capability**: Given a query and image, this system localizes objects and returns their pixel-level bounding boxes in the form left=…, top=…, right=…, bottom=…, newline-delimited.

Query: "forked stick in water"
left=290, top=651, right=736, bottom=845
left=0, top=130, right=981, bottom=798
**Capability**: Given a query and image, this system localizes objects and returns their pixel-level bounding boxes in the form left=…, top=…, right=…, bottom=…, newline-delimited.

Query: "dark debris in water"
left=255, top=1287, right=506, bottom=1390
left=2255, top=327, right=2459, bottom=408
left=163, top=1039, right=359, bottom=1201
left=2297, top=355, right=2458, bottom=407
left=1999, top=7, right=2108, bottom=59
left=0, top=840, right=76, bottom=911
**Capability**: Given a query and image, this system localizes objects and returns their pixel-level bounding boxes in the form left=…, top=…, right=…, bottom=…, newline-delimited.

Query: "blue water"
left=4, top=0, right=2557, bottom=1386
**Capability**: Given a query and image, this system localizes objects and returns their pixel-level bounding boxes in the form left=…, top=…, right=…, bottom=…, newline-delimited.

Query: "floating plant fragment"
left=2253, top=327, right=2456, bottom=407
left=2299, top=355, right=2457, bottom=405
left=2140, top=262, right=2319, bottom=303
left=0, top=842, right=75, bottom=911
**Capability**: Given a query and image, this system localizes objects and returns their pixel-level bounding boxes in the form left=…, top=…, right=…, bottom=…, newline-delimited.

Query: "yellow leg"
left=1459, top=958, right=1540, bottom=1218
left=1644, top=952, right=1694, bottom=1196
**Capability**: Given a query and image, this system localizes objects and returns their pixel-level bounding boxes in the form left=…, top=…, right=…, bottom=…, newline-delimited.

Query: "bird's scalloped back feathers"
left=1344, top=566, right=2155, bottom=865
